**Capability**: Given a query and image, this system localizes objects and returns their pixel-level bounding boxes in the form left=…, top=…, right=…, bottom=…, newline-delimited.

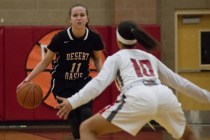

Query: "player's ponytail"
left=117, top=20, right=159, bottom=50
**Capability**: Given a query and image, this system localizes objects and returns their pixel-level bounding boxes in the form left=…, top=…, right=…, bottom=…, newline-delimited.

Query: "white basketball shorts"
left=100, top=84, right=186, bottom=139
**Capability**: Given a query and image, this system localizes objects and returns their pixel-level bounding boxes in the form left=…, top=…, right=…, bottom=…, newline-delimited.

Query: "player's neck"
left=71, top=27, right=86, bottom=38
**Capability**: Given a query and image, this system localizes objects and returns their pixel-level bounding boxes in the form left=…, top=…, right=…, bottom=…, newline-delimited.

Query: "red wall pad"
left=90, top=26, right=112, bottom=113
left=3, top=25, right=160, bottom=121
left=4, top=27, right=35, bottom=120
left=0, top=27, right=4, bottom=120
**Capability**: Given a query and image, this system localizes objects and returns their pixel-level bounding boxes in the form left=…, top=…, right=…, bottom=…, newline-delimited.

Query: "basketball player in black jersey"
left=17, top=4, right=104, bottom=140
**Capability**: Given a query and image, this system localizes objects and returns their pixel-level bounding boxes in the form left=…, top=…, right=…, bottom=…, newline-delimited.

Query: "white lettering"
left=66, top=52, right=89, bottom=60
left=65, top=72, right=83, bottom=80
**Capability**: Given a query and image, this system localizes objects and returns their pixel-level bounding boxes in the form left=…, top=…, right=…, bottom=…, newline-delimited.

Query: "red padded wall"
left=0, top=27, right=4, bottom=120
left=91, top=26, right=112, bottom=113
left=3, top=25, right=160, bottom=121
left=4, top=27, right=34, bottom=120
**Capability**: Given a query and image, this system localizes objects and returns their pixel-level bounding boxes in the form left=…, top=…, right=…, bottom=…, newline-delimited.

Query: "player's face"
left=70, top=6, right=88, bottom=29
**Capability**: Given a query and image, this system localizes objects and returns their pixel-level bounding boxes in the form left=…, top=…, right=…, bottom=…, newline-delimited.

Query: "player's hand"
left=55, top=96, right=73, bottom=120
left=16, top=80, right=30, bottom=93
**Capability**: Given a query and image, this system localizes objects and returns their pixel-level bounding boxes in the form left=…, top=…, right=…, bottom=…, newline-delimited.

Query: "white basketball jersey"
left=113, top=49, right=160, bottom=90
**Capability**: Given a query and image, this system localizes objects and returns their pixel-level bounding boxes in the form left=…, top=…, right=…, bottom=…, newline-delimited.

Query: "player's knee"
left=80, top=120, right=88, bottom=133
left=80, top=120, right=99, bottom=137
left=80, top=120, right=93, bottom=134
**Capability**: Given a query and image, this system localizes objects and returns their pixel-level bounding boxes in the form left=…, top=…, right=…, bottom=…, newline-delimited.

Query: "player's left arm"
left=92, top=50, right=103, bottom=71
left=157, top=58, right=210, bottom=103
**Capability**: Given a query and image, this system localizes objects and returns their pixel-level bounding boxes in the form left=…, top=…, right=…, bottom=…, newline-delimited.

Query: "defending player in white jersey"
left=56, top=20, right=210, bottom=140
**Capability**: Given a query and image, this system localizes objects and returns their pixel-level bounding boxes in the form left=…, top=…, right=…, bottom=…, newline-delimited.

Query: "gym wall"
left=0, top=25, right=160, bottom=121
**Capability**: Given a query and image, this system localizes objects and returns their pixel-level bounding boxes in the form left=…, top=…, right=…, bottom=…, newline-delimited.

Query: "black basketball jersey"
left=47, top=27, right=104, bottom=80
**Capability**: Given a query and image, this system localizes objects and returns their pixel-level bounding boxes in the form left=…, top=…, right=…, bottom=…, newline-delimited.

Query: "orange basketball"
left=16, top=82, right=43, bottom=109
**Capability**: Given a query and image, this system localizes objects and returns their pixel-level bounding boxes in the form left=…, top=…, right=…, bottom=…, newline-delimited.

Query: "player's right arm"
left=17, top=49, right=55, bottom=90
left=68, top=55, right=118, bottom=109
left=55, top=55, right=119, bottom=120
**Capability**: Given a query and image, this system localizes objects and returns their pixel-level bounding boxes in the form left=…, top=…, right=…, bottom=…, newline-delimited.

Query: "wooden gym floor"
left=0, top=121, right=210, bottom=140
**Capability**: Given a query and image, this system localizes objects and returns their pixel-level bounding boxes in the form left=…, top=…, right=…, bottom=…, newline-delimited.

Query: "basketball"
left=16, top=82, right=43, bottom=109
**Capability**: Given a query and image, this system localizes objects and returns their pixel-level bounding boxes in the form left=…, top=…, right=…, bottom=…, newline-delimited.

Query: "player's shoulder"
left=115, top=49, right=156, bottom=59
left=115, top=49, right=144, bottom=55
left=135, top=49, right=155, bottom=57
left=55, top=28, right=68, bottom=36
left=51, top=28, right=68, bottom=41
left=109, top=50, right=126, bottom=61
left=88, top=28, right=101, bottom=39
